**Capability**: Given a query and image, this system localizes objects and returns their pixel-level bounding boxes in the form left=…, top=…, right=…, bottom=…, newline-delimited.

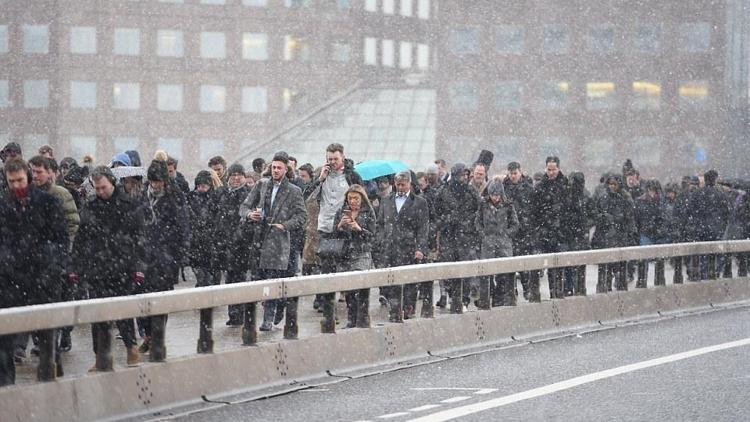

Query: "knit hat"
left=1, top=142, right=21, bottom=155
left=111, top=152, right=132, bottom=167
left=486, top=179, right=505, bottom=196
left=63, top=164, right=88, bottom=185
left=147, top=159, right=169, bottom=182
left=450, top=162, right=467, bottom=177
left=227, top=163, right=245, bottom=176
left=194, top=170, right=213, bottom=187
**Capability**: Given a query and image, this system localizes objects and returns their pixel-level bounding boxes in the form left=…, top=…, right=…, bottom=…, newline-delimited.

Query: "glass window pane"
left=200, top=85, right=226, bottom=112
left=449, top=27, right=479, bottom=55
left=114, top=28, right=140, bottom=56
left=365, top=0, right=377, bottom=12
left=70, top=81, right=97, bottom=109
left=583, top=139, right=615, bottom=168
left=157, top=84, right=183, bottom=111
left=200, top=139, right=224, bottom=162
left=399, top=42, right=412, bottom=68
left=383, top=0, right=394, bottom=14
left=201, top=0, right=226, bottom=4
left=0, top=80, right=9, bottom=108
left=418, top=0, right=429, bottom=19
left=400, top=0, right=412, bottom=17
left=24, top=80, right=49, bottom=108
left=243, top=0, right=267, bottom=6
left=631, top=81, right=661, bottom=110
left=588, top=24, right=615, bottom=53
left=680, top=22, right=710, bottom=52
left=331, top=42, right=351, bottom=62
left=543, top=25, right=568, bottom=54
left=538, top=81, right=570, bottom=110
left=417, top=43, right=429, bottom=69
left=634, top=24, right=661, bottom=53
left=70, top=26, right=97, bottom=54
left=70, top=136, right=97, bottom=160
left=242, top=86, right=268, bottom=113
left=284, top=35, right=310, bottom=61
left=495, top=81, right=522, bottom=110
left=158, top=138, right=183, bottom=160
left=113, top=82, right=140, bottom=110
left=157, top=30, right=184, bottom=57
left=382, top=39, right=394, bottom=67
left=364, top=37, right=377, bottom=65
left=284, top=0, right=311, bottom=6
left=242, top=33, right=268, bottom=60
left=23, top=25, right=49, bottom=54
left=201, top=32, right=226, bottom=59
left=0, top=25, right=8, bottom=54
left=627, top=137, right=661, bottom=166
left=539, top=137, right=568, bottom=165
left=586, top=81, right=616, bottom=110
left=679, top=80, right=709, bottom=108
left=449, top=81, right=477, bottom=111
left=336, top=0, right=351, bottom=10
left=495, top=25, right=524, bottom=54
left=113, top=136, right=139, bottom=152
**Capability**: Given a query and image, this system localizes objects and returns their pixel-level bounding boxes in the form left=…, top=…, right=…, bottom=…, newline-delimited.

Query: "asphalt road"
left=171, top=305, right=750, bottom=422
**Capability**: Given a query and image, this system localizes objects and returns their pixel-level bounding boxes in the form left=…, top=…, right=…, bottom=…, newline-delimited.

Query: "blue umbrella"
left=355, top=160, right=410, bottom=181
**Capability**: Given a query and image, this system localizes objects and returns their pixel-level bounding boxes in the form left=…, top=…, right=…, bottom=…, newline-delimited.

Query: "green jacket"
left=48, top=184, right=80, bottom=244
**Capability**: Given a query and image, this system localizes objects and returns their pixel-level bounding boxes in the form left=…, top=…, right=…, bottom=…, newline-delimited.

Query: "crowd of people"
left=1, top=140, right=749, bottom=387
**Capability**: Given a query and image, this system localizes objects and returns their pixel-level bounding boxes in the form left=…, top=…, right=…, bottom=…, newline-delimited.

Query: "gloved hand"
left=68, top=273, right=80, bottom=285
left=131, top=272, right=145, bottom=286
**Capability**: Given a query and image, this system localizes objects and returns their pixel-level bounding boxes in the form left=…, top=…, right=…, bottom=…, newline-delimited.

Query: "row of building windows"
left=0, top=25, right=429, bottom=69
left=449, top=22, right=713, bottom=55
left=0, top=80, right=323, bottom=113
left=448, top=80, right=710, bottom=111
left=151, top=0, right=431, bottom=17
left=364, top=0, right=430, bottom=19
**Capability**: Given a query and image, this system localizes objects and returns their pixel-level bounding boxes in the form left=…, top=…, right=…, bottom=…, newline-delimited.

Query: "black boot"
left=59, top=329, right=72, bottom=352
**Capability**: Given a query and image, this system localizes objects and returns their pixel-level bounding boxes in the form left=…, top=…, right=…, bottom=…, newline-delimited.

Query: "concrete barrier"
left=2, top=277, right=749, bottom=421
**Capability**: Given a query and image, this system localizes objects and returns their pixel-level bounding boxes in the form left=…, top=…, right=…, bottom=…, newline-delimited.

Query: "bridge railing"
left=1, top=240, right=749, bottom=381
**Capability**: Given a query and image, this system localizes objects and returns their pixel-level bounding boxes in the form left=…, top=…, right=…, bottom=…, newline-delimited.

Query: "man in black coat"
left=434, top=163, right=481, bottom=312
left=376, top=171, right=429, bottom=321
left=71, top=166, right=146, bottom=369
left=687, top=170, right=731, bottom=279
left=531, top=156, right=570, bottom=299
left=0, top=157, right=68, bottom=385
left=503, top=161, right=539, bottom=301
left=187, top=170, right=221, bottom=287
left=167, top=156, right=191, bottom=196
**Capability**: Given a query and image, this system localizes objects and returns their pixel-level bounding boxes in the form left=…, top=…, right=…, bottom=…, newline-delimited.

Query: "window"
left=114, top=28, right=140, bottom=56
left=679, top=80, right=709, bottom=108
left=631, top=81, right=660, bottom=110
left=399, top=41, right=412, bottom=68
left=336, top=0, right=351, bottom=10
left=157, top=84, right=183, bottom=111
left=365, top=0, right=377, bottom=12
left=586, top=82, right=616, bottom=110
left=449, top=27, right=479, bottom=55
left=543, top=25, right=568, bottom=54
left=495, top=137, right=522, bottom=163
left=70, top=81, right=97, bottom=109
left=242, top=86, right=268, bottom=113
left=200, top=139, right=225, bottom=162
left=364, top=37, right=377, bottom=65
left=634, top=24, right=661, bottom=53
left=201, top=32, right=226, bottom=59
left=23, top=25, right=49, bottom=54
left=157, top=30, right=184, bottom=57
left=243, top=0, right=267, bottom=6
left=417, top=0, right=429, bottom=19
left=113, top=136, right=139, bottom=152
left=200, top=85, right=226, bottom=112
left=627, top=137, right=661, bottom=166
left=495, top=81, right=522, bottom=110
left=539, top=81, right=570, bottom=110
left=538, top=137, right=568, bottom=165
left=284, top=35, right=310, bottom=61
left=383, top=0, right=394, bottom=14
left=382, top=39, right=394, bottom=67
left=449, top=81, right=478, bottom=111
left=283, top=88, right=306, bottom=113
left=24, top=80, right=49, bottom=108
left=284, top=0, right=311, bottom=6
left=0, top=25, right=8, bottom=54
left=495, top=25, right=524, bottom=54
left=400, top=0, right=412, bottom=16
left=331, top=42, right=351, bottom=62
left=417, top=43, right=429, bottom=69
left=680, top=22, right=710, bottom=52
left=0, top=80, right=9, bottom=108
left=70, top=136, right=97, bottom=160
left=70, top=26, right=97, bottom=54
left=588, top=24, right=615, bottom=53
left=159, top=0, right=184, bottom=3
left=242, top=33, right=268, bottom=60
left=158, top=138, right=183, bottom=159
left=201, top=0, right=226, bottom=4
left=584, top=139, right=614, bottom=168
left=113, top=82, right=140, bottom=110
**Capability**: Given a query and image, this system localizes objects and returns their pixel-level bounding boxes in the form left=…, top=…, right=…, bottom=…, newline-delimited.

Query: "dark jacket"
left=636, top=193, right=668, bottom=243
left=475, top=199, right=519, bottom=258
left=531, top=172, right=570, bottom=250
left=376, top=191, right=429, bottom=267
left=187, top=189, right=220, bottom=270
left=503, top=175, right=535, bottom=250
left=174, top=172, right=190, bottom=196
left=724, top=191, right=750, bottom=240
left=592, top=180, right=637, bottom=249
left=420, top=182, right=443, bottom=251
left=565, top=173, right=595, bottom=251
left=143, top=185, right=190, bottom=292
left=687, top=185, right=731, bottom=241
left=215, top=184, right=252, bottom=271
left=0, top=186, right=68, bottom=307
left=434, top=178, right=481, bottom=256
left=333, top=204, right=376, bottom=256
left=72, top=187, right=145, bottom=299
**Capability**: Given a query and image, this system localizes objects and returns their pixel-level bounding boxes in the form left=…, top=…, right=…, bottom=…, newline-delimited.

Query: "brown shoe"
left=127, top=346, right=140, bottom=366
left=138, top=337, right=150, bottom=353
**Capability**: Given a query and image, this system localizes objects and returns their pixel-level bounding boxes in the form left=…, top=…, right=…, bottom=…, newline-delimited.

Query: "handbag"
left=317, top=237, right=346, bottom=259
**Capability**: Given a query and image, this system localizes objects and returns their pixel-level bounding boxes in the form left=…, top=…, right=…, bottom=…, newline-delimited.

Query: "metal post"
left=197, top=308, right=214, bottom=354
left=707, top=254, right=717, bottom=280
left=654, top=259, right=666, bottom=286
left=450, top=279, right=463, bottom=314
left=283, top=297, right=299, bottom=339
left=242, top=302, right=257, bottom=345
left=615, top=262, right=628, bottom=291
left=673, top=257, right=684, bottom=284
left=477, top=276, right=491, bottom=310
left=356, top=288, right=371, bottom=328
left=722, top=254, right=733, bottom=278
left=389, top=285, right=404, bottom=323
left=36, top=330, right=56, bottom=382
left=636, top=261, right=647, bottom=288
left=149, top=315, right=167, bottom=362
left=320, top=293, right=336, bottom=333
left=94, top=322, right=113, bottom=371
left=419, top=281, right=434, bottom=318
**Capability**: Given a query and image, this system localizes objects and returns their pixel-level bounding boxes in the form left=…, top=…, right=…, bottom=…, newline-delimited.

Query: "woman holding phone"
left=332, top=184, right=376, bottom=328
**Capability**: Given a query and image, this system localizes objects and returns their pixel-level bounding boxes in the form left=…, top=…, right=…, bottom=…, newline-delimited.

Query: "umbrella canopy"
left=111, top=166, right=146, bottom=180
left=354, top=160, right=410, bottom=181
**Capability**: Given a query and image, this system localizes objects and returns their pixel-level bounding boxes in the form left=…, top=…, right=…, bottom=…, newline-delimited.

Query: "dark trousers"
left=258, top=269, right=288, bottom=324
left=194, top=267, right=221, bottom=288
left=596, top=262, right=628, bottom=293
left=539, top=241, right=564, bottom=299
left=92, top=320, right=137, bottom=352
left=226, top=269, right=248, bottom=322
left=0, top=335, right=15, bottom=386
left=490, top=274, right=516, bottom=306
left=441, top=243, right=477, bottom=307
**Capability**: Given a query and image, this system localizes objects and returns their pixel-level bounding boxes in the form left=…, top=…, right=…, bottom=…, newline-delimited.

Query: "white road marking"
left=407, top=337, right=750, bottom=422
left=439, top=396, right=471, bottom=404
left=408, top=404, right=442, bottom=412
left=378, top=412, right=410, bottom=419
left=410, top=388, right=498, bottom=395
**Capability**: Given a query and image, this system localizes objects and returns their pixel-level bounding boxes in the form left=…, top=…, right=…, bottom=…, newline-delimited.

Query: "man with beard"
left=434, top=163, right=481, bottom=312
